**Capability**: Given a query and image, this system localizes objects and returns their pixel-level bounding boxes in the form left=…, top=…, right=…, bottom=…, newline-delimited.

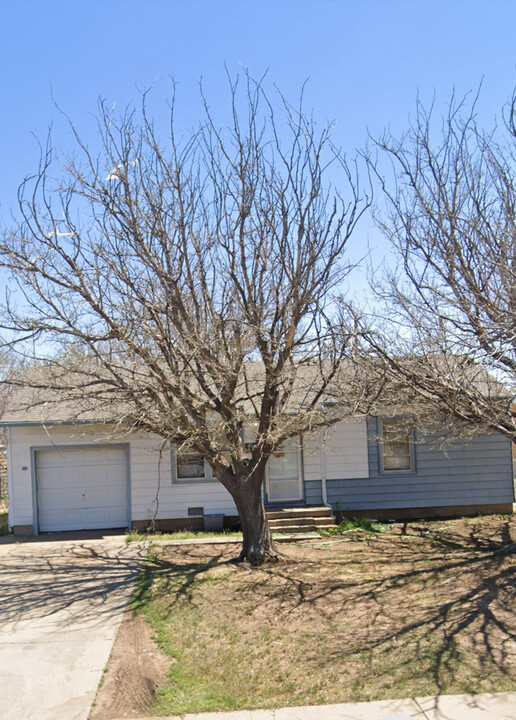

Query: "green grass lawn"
left=128, top=514, right=516, bottom=716
left=126, top=529, right=242, bottom=542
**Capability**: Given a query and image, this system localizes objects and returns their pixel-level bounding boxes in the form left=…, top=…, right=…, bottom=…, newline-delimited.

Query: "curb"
left=106, top=691, right=516, bottom=720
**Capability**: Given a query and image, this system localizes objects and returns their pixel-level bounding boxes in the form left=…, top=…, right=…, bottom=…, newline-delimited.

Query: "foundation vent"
left=188, top=506, right=204, bottom=517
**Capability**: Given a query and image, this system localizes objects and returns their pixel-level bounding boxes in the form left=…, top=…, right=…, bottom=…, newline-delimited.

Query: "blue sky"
left=1, top=0, right=516, bottom=280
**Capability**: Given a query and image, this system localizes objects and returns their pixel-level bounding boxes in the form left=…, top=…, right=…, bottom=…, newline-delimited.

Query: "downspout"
left=319, top=402, right=335, bottom=515
left=320, top=442, right=333, bottom=514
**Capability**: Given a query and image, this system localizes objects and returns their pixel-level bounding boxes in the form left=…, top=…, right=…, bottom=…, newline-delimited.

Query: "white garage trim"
left=30, top=444, right=131, bottom=534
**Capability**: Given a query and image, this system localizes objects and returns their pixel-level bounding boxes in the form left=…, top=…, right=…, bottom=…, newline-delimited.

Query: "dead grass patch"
left=91, top=612, right=171, bottom=720
left=93, top=514, right=516, bottom=717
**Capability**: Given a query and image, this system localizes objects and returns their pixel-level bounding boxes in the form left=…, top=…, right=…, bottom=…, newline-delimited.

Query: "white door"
left=266, top=438, right=303, bottom=503
left=36, top=447, right=128, bottom=532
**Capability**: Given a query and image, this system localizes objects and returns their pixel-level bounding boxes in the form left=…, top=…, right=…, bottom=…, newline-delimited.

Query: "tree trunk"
left=230, top=473, right=281, bottom=565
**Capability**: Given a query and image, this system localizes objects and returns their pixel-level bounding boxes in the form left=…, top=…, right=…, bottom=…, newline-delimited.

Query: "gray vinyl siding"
left=305, top=479, right=323, bottom=505
left=325, top=417, right=514, bottom=511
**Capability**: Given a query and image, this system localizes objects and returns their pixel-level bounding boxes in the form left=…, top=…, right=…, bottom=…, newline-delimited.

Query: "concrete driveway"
left=0, top=533, right=145, bottom=720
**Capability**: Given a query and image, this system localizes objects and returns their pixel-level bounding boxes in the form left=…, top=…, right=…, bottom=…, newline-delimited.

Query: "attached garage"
left=34, top=445, right=129, bottom=532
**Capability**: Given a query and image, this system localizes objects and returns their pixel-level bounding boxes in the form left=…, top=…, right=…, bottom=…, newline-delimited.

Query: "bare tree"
left=0, top=348, right=21, bottom=422
left=0, top=75, right=370, bottom=563
left=0, top=349, right=20, bottom=505
left=363, top=89, right=516, bottom=442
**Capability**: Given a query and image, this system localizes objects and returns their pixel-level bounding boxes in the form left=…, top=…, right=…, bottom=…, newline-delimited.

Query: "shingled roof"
left=0, top=359, right=349, bottom=426
left=1, top=355, right=509, bottom=427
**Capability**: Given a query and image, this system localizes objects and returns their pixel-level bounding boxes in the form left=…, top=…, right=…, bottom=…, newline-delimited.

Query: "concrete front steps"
left=266, top=505, right=336, bottom=534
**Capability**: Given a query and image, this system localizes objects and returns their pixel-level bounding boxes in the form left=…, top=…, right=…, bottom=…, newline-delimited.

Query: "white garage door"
left=36, top=446, right=128, bottom=532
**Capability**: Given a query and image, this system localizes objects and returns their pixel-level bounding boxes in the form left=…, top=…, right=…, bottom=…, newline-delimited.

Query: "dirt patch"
left=90, top=611, right=171, bottom=720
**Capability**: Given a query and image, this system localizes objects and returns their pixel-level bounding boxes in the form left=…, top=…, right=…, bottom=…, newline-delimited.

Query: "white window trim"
left=171, top=447, right=216, bottom=484
left=378, top=418, right=415, bottom=474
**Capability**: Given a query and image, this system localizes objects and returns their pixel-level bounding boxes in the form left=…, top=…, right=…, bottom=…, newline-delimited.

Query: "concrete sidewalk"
left=0, top=534, right=144, bottom=720
left=114, top=692, right=516, bottom=719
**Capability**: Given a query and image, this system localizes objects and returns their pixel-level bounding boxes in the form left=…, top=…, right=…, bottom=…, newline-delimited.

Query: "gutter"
left=0, top=418, right=117, bottom=428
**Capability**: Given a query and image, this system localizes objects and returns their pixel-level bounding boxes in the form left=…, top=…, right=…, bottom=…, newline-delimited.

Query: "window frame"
left=171, top=447, right=216, bottom=484
left=378, top=418, right=415, bottom=475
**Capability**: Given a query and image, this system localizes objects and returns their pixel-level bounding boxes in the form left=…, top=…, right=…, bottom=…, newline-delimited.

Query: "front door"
left=265, top=438, right=303, bottom=503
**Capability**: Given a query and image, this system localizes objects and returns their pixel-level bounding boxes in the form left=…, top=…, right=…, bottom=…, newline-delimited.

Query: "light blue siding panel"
left=305, top=479, right=323, bottom=505
left=327, top=483, right=511, bottom=505
left=326, top=418, right=514, bottom=511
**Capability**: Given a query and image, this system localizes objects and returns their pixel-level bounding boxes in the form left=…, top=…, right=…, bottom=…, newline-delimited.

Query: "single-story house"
left=1, top=402, right=514, bottom=534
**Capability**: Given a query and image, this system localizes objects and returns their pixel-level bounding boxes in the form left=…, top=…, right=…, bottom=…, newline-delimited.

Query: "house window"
left=380, top=419, right=414, bottom=473
left=172, top=449, right=214, bottom=483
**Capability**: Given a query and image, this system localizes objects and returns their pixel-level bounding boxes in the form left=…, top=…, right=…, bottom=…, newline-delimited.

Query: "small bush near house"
left=320, top=516, right=389, bottom=536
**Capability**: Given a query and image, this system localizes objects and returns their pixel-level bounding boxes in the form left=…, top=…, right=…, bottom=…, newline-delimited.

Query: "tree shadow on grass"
left=147, top=519, right=516, bottom=699
left=130, top=545, right=231, bottom=613
left=283, top=518, right=515, bottom=696
left=124, top=518, right=516, bottom=704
